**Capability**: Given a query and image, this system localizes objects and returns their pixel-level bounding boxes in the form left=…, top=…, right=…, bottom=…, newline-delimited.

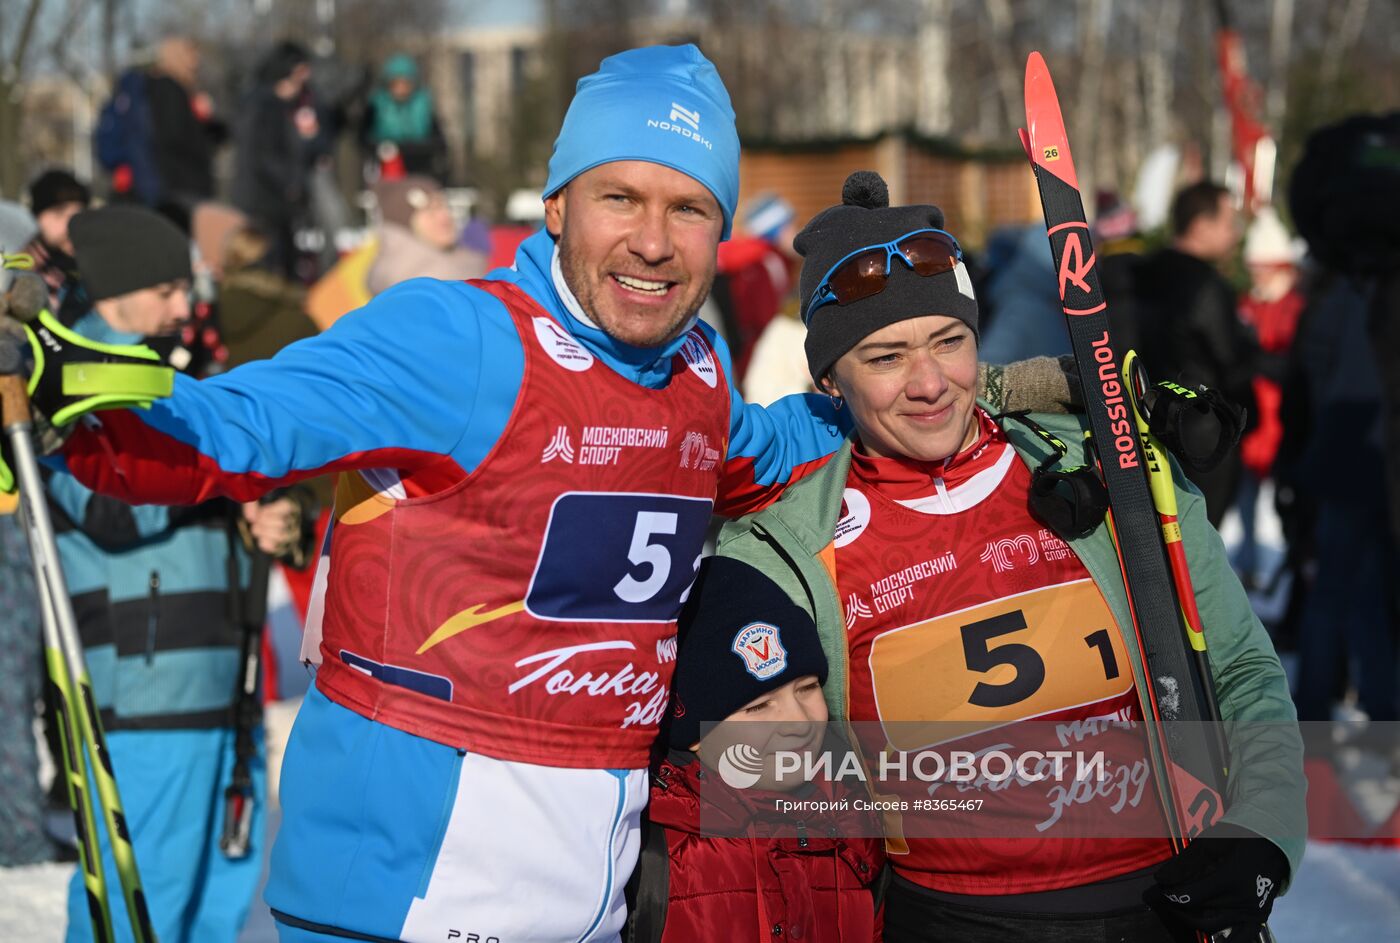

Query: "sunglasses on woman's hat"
left=803, top=228, right=963, bottom=325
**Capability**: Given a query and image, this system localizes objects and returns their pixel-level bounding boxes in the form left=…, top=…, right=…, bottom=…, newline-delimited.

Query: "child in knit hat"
left=626, top=556, right=884, bottom=943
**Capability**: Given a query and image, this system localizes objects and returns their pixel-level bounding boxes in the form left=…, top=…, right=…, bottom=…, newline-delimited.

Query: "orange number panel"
left=868, top=579, right=1133, bottom=750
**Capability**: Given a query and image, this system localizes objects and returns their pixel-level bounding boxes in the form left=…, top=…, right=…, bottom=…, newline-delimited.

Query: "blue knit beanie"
left=544, top=44, right=740, bottom=239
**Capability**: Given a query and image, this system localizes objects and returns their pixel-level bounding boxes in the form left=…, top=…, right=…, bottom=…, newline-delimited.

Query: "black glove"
left=1141, top=380, right=1247, bottom=474
left=1144, top=822, right=1289, bottom=938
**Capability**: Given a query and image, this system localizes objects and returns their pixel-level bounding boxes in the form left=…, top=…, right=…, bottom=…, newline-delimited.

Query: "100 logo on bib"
left=526, top=492, right=712, bottom=622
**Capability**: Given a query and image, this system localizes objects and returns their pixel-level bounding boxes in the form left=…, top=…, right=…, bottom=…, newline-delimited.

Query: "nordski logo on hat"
left=732, top=621, right=788, bottom=680
left=670, top=103, right=700, bottom=130
left=648, top=102, right=712, bottom=150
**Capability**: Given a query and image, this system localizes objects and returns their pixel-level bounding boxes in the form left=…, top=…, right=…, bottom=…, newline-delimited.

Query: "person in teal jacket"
left=360, top=53, right=447, bottom=180
left=693, top=172, right=1306, bottom=943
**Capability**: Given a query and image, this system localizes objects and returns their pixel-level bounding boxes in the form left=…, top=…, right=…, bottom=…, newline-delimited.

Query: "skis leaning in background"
left=1019, top=50, right=1272, bottom=943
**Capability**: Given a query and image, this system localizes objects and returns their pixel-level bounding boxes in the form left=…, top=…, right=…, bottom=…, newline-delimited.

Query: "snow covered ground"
left=1273, top=842, right=1400, bottom=937
left=2, top=837, right=1395, bottom=941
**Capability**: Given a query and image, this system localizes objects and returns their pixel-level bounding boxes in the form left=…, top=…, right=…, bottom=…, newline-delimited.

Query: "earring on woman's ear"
left=821, top=374, right=844, bottom=410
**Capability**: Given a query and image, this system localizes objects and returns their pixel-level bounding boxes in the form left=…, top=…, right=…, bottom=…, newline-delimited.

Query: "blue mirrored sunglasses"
left=803, top=228, right=963, bottom=325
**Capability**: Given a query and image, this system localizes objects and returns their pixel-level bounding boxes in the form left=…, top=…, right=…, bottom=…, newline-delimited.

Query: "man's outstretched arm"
left=61, top=278, right=523, bottom=505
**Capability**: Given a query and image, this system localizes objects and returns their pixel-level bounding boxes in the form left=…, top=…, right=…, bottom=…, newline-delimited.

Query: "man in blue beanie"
left=22, top=43, right=829, bottom=943
left=16, top=43, right=1064, bottom=943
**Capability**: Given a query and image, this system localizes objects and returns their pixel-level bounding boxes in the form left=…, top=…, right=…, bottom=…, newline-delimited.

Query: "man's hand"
left=243, top=497, right=303, bottom=559
left=1144, top=822, right=1288, bottom=938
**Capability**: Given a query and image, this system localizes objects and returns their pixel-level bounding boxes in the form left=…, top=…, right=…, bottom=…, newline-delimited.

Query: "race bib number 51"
left=526, top=492, right=713, bottom=622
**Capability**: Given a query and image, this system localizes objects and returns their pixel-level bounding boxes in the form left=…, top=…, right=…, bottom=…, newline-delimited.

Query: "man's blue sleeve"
left=707, top=323, right=850, bottom=517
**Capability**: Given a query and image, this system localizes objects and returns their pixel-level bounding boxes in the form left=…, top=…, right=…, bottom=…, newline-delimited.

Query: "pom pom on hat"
left=842, top=170, right=889, bottom=209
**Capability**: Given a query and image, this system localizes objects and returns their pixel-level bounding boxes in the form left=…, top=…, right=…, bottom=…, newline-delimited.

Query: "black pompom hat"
left=668, top=556, right=828, bottom=749
left=796, top=170, right=979, bottom=384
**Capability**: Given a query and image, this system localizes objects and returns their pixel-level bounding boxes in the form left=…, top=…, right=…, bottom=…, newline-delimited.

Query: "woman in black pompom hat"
left=684, top=171, right=1305, bottom=942
left=798, top=170, right=979, bottom=395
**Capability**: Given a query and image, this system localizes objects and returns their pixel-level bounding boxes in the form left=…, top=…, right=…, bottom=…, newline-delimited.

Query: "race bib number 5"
left=526, top=492, right=712, bottom=622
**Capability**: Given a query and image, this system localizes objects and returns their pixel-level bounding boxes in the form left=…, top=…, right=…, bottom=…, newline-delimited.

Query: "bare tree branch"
left=6, top=0, right=44, bottom=77
left=1319, top=0, right=1370, bottom=108
left=46, top=0, right=95, bottom=87
left=982, top=0, right=1022, bottom=137
left=1074, top=0, right=1108, bottom=200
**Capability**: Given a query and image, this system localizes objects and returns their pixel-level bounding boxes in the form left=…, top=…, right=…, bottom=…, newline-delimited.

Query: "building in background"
left=427, top=7, right=1036, bottom=235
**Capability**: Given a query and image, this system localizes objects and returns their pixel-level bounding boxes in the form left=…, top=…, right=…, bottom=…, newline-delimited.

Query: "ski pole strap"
left=1029, top=464, right=1110, bottom=540
left=1141, top=380, right=1246, bottom=474
left=997, top=411, right=1110, bottom=541
left=24, top=309, right=175, bottom=427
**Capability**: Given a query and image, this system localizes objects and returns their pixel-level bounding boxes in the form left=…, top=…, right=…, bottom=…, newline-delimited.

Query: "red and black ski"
left=1019, top=51, right=1229, bottom=855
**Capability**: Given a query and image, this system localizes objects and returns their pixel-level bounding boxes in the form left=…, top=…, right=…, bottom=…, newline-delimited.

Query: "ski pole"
left=22, top=464, right=114, bottom=942
left=220, top=543, right=271, bottom=859
left=1123, top=351, right=1230, bottom=772
left=1123, top=352, right=1273, bottom=943
left=0, top=336, right=112, bottom=942
left=0, top=346, right=157, bottom=943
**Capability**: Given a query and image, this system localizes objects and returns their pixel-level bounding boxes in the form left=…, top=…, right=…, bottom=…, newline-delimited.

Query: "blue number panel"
left=526, top=492, right=713, bottom=623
